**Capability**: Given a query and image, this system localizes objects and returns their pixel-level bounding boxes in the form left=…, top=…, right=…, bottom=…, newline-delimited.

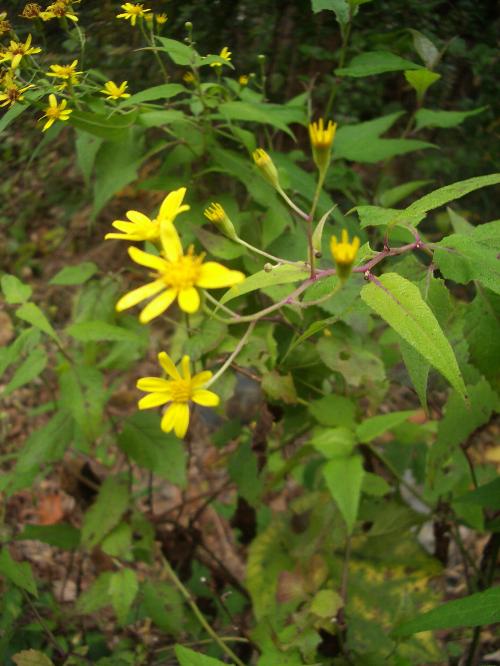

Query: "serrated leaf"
left=15, top=303, right=60, bottom=342
left=414, top=107, right=487, bottom=130
left=121, top=83, right=186, bottom=106
left=323, top=455, right=365, bottom=534
left=155, top=37, right=200, bottom=66
left=174, top=644, right=229, bottom=666
left=0, top=548, right=37, bottom=596
left=356, top=410, right=416, bottom=443
left=379, top=180, right=432, bottom=208
left=81, top=477, right=130, bottom=548
left=361, top=273, right=466, bottom=398
left=66, top=320, right=142, bottom=343
left=1, top=274, right=32, bottom=303
left=399, top=337, right=429, bottom=410
left=336, top=51, right=423, bottom=77
left=49, top=262, right=97, bottom=286
left=221, top=263, right=308, bottom=305
left=404, top=69, right=441, bottom=100
left=12, top=650, right=55, bottom=666
left=262, top=370, right=297, bottom=404
left=108, top=568, right=138, bottom=625
left=3, top=348, right=47, bottom=396
left=393, top=587, right=500, bottom=637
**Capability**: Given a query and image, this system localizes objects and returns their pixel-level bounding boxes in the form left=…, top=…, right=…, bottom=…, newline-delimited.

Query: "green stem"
left=325, top=19, right=352, bottom=118
left=236, top=237, right=296, bottom=265
left=205, top=322, right=256, bottom=387
left=277, top=187, right=309, bottom=221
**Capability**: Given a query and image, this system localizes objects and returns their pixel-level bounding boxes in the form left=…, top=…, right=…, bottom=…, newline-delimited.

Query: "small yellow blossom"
left=183, top=71, right=196, bottom=85
left=46, top=59, right=81, bottom=88
left=238, top=74, right=249, bottom=86
left=100, top=80, right=131, bottom=100
left=204, top=202, right=238, bottom=240
left=155, top=12, right=168, bottom=24
left=0, top=34, right=41, bottom=69
left=252, top=148, right=280, bottom=189
left=116, top=217, right=245, bottom=322
left=20, top=3, right=42, bottom=19
left=106, top=187, right=189, bottom=242
left=41, top=1, right=79, bottom=21
left=0, top=72, right=34, bottom=107
left=330, top=229, right=360, bottom=282
left=309, top=117, right=337, bottom=173
left=0, top=11, right=11, bottom=35
left=116, top=2, right=151, bottom=26
left=39, top=93, right=72, bottom=131
left=137, top=352, right=219, bottom=438
left=210, top=46, right=232, bottom=68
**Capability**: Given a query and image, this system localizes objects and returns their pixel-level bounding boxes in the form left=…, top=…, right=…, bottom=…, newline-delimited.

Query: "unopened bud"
left=264, top=263, right=273, bottom=272
left=252, top=148, right=281, bottom=190
left=204, top=202, right=238, bottom=241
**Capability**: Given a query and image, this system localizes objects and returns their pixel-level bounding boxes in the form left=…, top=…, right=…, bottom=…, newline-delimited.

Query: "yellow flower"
left=155, top=13, right=168, bottom=24
left=0, top=34, right=41, bottom=69
left=0, top=72, right=34, bottom=107
left=0, top=11, right=11, bottom=35
left=137, top=352, right=219, bottom=438
left=116, top=2, right=151, bottom=26
left=46, top=59, right=81, bottom=87
left=183, top=71, right=196, bottom=85
left=105, top=187, right=189, bottom=242
left=330, top=229, right=360, bottom=282
left=116, top=220, right=245, bottom=322
left=210, top=46, right=232, bottom=67
left=252, top=148, right=280, bottom=189
left=39, top=93, right=72, bottom=131
left=20, top=3, right=42, bottom=19
left=238, top=74, right=249, bottom=86
left=100, top=80, right=131, bottom=100
left=204, top=202, right=238, bottom=241
left=41, top=1, right=79, bottom=21
left=309, top=117, right=337, bottom=173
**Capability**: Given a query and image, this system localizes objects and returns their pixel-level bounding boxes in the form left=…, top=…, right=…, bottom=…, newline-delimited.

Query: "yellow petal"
left=181, top=355, right=191, bottom=381
left=158, top=351, right=181, bottom=380
left=137, top=377, right=171, bottom=392
left=138, top=392, right=172, bottom=409
left=161, top=402, right=190, bottom=437
left=159, top=220, right=183, bottom=263
left=126, top=210, right=153, bottom=227
left=128, top=246, right=168, bottom=271
left=196, top=262, right=245, bottom=288
left=139, top=287, right=177, bottom=323
left=192, top=389, right=220, bottom=407
left=116, top=279, right=164, bottom=311
left=111, top=220, right=136, bottom=233
left=158, top=187, right=189, bottom=221
left=191, top=370, right=213, bottom=388
left=177, top=286, right=200, bottom=313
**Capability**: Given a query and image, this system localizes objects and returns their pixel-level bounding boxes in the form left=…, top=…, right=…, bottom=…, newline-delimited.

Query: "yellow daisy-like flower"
left=210, top=46, right=232, bottom=68
left=0, top=72, right=34, bottom=108
left=116, top=221, right=245, bottom=322
left=137, top=351, right=219, bottom=438
left=252, top=148, right=280, bottom=189
left=155, top=12, right=168, bottom=24
left=106, top=187, right=189, bottom=243
left=20, top=3, right=42, bottom=19
left=309, top=117, right=337, bottom=173
left=183, top=71, right=196, bottom=85
left=0, top=11, right=11, bottom=35
left=116, top=2, right=151, bottom=26
left=41, top=1, right=78, bottom=21
left=238, top=74, right=249, bottom=86
left=330, top=229, right=360, bottom=282
left=0, top=34, right=42, bottom=69
left=39, top=93, right=72, bottom=132
left=46, top=59, right=81, bottom=87
left=100, top=80, right=131, bottom=100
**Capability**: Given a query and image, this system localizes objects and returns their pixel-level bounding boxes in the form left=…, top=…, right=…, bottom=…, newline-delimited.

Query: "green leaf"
left=309, top=395, right=356, bottom=428
left=456, top=478, right=500, bottom=510
left=174, top=645, right=229, bottom=666
left=184, top=318, right=227, bottom=361
left=218, top=101, right=301, bottom=137
left=117, top=412, right=187, bottom=487
left=310, top=427, right=356, bottom=458
left=414, top=107, right=487, bottom=130
left=399, top=338, right=429, bottom=410
left=138, top=110, right=185, bottom=127
left=81, top=476, right=130, bottom=548
left=356, top=410, right=416, bottom=443
left=393, top=587, right=500, bottom=637
left=15, top=302, right=60, bottom=343
left=17, top=524, right=80, bottom=550
left=221, top=263, right=309, bottom=304
left=323, top=455, right=365, bottom=534
left=379, top=180, right=432, bottom=208
left=311, top=0, right=350, bottom=25
left=229, top=440, right=263, bottom=506
left=1, top=274, right=32, bottom=304
left=155, top=37, right=199, bottom=66
left=355, top=205, right=402, bottom=229
left=404, top=69, right=441, bottom=100
left=76, top=572, right=113, bottom=614
left=141, top=580, right=185, bottom=634
left=336, top=51, right=423, bottom=77
left=69, top=110, right=137, bottom=140
left=101, top=522, right=132, bottom=558
left=310, top=589, right=343, bottom=617
left=12, top=650, right=55, bottom=666
left=66, top=320, right=142, bottom=343
left=192, top=225, right=245, bottom=260
left=108, top=568, right=138, bottom=626
left=465, top=288, right=500, bottom=383
left=121, top=83, right=186, bottom=105
left=0, top=101, right=29, bottom=135
left=284, top=314, right=339, bottom=358
left=49, top=262, right=98, bottom=286
left=262, top=370, right=297, bottom=404
left=75, top=131, right=102, bottom=185
left=0, top=548, right=37, bottom=596
left=361, top=273, right=466, bottom=398
left=335, top=112, right=434, bottom=163
left=3, top=348, right=47, bottom=396
left=433, top=222, right=500, bottom=294
left=409, top=29, right=440, bottom=69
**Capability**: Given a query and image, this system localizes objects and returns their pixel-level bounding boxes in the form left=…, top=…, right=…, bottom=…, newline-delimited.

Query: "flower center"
left=160, top=246, right=204, bottom=290
left=170, top=379, right=192, bottom=403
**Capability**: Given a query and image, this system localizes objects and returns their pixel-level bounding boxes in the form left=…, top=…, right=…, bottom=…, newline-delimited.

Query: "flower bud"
left=330, top=229, right=360, bottom=283
left=252, top=148, right=280, bottom=190
left=309, top=118, right=337, bottom=175
left=204, top=202, right=238, bottom=241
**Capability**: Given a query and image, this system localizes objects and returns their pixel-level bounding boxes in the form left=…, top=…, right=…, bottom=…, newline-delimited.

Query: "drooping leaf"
left=408, top=29, right=440, bottom=69
left=155, top=37, right=200, bottom=66
left=414, top=107, right=487, bottom=130
left=69, top=110, right=137, bottom=140
left=356, top=410, right=416, bottom=443
left=311, top=0, right=350, bottom=26
left=262, top=370, right=297, bottom=404
left=49, top=262, right=98, bottom=286
left=221, top=263, right=309, bottom=304
left=121, top=83, right=186, bottom=105
left=336, top=51, right=423, bottom=77
left=455, top=478, right=500, bottom=510
left=1, top=275, right=32, bottom=304
left=81, top=476, right=130, bottom=548
left=174, top=645, right=229, bottom=666
left=229, top=440, right=263, bottom=506
left=404, top=69, right=441, bottom=100
left=379, top=180, right=432, bottom=208
left=323, top=455, right=365, bottom=534
left=361, top=273, right=466, bottom=398
left=3, top=348, right=47, bottom=396
left=15, top=303, right=60, bottom=343
left=66, top=320, right=142, bottom=343
left=17, top=524, right=80, bottom=550
left=0, top=548, right=37, bottom=596
left=399, top=338, right=429, bottom=409
left=108, top=568, right=139, bottom=626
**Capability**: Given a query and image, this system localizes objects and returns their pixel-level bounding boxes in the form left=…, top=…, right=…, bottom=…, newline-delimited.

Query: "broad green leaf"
left=310, top=589, right=343, bottom=617
left=356, top=410, right=416, bottom=443
left=81, top=476, right=130, bottom=548
left=0, top=328, right=41, bottom=378
left=309, top=395, right=356, bottom=428
left=101, top=522, right=132, bottom=557
left=361, top=273, right=466, bottom=397
left=310, top=427, right=356, bottom=458
left=17, top=524, right=80, bottom=550
left=221, top=263, right=309, bottom=304
left=141, top=580, right=185, bottom=634
left=1, top=274, right=32, bottom=303
left=229, top=440, right=263, bottom=506
left=138, top=110, right=185, bottom=127
left=311, top=0, right=350, bottom=25
left=69, top=110, right=137, bottom=140
left=75, top=131, right=102, bottom=185
left=284, top=314, right=339, bottom=358
left=192, top=225, right=245, bottom=260
left=3, top=348, right=47, bottom=396
left=323, top=455, right=365, bottom=534
left=404, top=69, right=441, bottom=100
left=317, top=335, right=386, bottom=388
left=15, top=302, right=60, bottom=343
left=433, top=222, right=500, bottom=294
left=184, top=318, right=227, bottom=361
left=262, top=370, right=297, bottom=404
left=218, top=101, right=300, bottom=137
left=362, top=472, right=391, bottom=497
left=155, top=37, right=199, bottom=66
left=399, top=338, right=429, bottom=409
left=174, top=645, right=229, bottom=666
left=0, top=101, right=29, bottom=135
left=66, top=320, right=142, bottom=343
left=335, top=112, right=434, bottom=163
left=447, top=206, right=474, bottom=235
left=414, top=107, right=487, bottom=130
left=12, top=650, right=55, bottom=666
left=379, top=180, right=432, bottom=208
left=465, top=288, right=500, bottom=383
left=336, top=51, right=423, bottom=77
left=456, top=478, right=500, bottom=510
left=393, top=587, right=500, bottom=637
left=409, top=29, right=440, bottom=69
left=118, top=412, right=187, bottom=487
left=355, top=205, right=402, bottom=229
left=49, top=262, right=98, bottom=286
left=0, top=548, right=37, bottom=596
left=108, top=568, right=138, bottom=626
left=76, top=572, right=113, bottom=614
left=121, top=83, right=186, bottom=106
